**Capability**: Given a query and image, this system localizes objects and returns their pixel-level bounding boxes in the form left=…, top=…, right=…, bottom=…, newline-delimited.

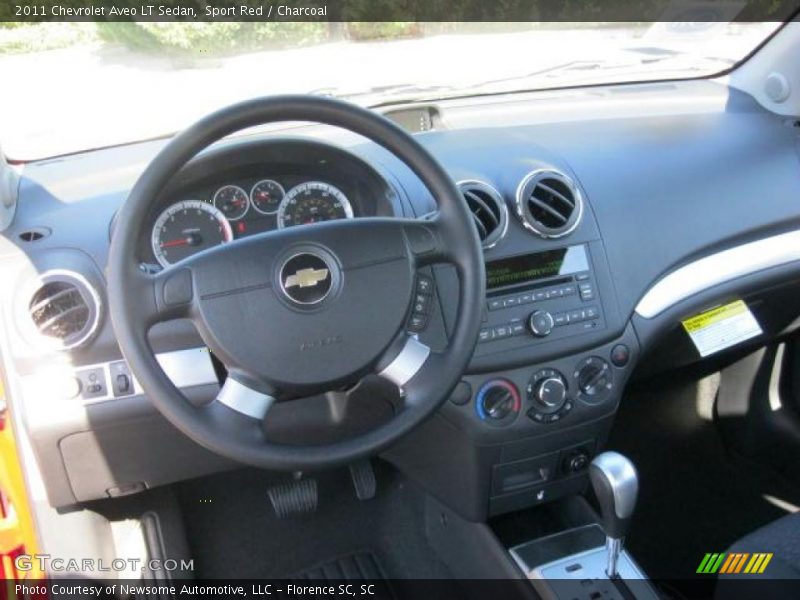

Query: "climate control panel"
left=454, top=329, right=638, bottom=436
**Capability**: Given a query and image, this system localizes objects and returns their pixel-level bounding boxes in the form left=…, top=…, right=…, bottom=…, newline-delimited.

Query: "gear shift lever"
left=589, top=451, right=638, bottom=578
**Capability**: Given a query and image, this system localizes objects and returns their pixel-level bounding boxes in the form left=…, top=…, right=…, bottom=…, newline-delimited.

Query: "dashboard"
left=135, top=139, right=397, bottom=269
left=3, top=79, right=800, bottom=520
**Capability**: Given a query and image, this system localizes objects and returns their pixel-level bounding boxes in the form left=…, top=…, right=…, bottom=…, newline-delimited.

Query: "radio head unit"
left=478, top=244, right=605, bottom=350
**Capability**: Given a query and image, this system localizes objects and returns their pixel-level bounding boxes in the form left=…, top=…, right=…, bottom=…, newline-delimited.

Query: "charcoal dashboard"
left=3, top=80, right=800, bottom=516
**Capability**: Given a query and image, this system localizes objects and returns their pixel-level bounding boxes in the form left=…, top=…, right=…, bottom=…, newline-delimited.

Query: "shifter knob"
left=589, top=451, right=638, bottom=577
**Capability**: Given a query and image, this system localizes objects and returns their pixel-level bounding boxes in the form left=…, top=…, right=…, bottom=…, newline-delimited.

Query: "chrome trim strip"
left=379, top=336, right=430, bottom=387
left=635, top=229, right=800, bottom=319
left=156, top=347, right=218, bottom=390
left=216, top=377, right=275, bottom=420
left=29, top=347, right=220, bottom=405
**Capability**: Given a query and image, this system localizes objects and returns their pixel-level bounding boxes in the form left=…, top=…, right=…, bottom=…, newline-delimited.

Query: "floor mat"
left=608, top=372, right=800, bottom=581
left=176, top=462, right=459, bottom=583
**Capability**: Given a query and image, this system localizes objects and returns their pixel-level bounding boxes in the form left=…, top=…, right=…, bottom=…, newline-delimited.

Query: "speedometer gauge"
left=277, top=182, right=353, bottom=229
left=152, top=200, right=232, bottom=268
left=213, top=184, right=249, bottom=221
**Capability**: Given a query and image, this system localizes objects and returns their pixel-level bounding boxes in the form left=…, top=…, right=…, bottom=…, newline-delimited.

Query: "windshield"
left=0, top=21, right=782, bottom=160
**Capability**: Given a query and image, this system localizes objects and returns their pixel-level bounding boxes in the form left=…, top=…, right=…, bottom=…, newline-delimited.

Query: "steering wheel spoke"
left=216, top=375, right=276, bottom=420
left=400, top=215, right=455, bottom=267
left=125, top=266, right=194, bottom=330
left=377, top=335, right=431, bottom=389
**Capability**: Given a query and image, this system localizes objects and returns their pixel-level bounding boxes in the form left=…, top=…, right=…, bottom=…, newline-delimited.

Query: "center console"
left=387, top=167, right=639, bottom=523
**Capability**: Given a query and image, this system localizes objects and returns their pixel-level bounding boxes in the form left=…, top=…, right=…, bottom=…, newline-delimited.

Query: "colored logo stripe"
left=697, top=553, right=773, bottom=574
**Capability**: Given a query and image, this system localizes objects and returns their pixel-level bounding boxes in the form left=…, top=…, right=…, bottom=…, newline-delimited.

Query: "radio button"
left=520, top=292, right=534, bottom=304
left=511, top=321, right=526, bottom=336
left=494, top=325, right=512, bottom=339
left=568, top=309, right=584, bottom=322
left=488, top=299, right=503, bottom=311
left=553, top=312, right=569, bottom=327
left=503, top=296, right=519, bottom=308
left=584, top=306, right=600, bottom=320
left=579, top=282, right=595, bottom=300
left=534, top=290, right=547, bottom=301
left=478, top=328, right=494, bottom=343
left=529, top=310, right=555, bottom=337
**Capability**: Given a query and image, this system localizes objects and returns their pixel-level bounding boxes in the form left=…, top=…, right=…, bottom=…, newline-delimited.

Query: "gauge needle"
left=160, top=238, right=191, bottom=248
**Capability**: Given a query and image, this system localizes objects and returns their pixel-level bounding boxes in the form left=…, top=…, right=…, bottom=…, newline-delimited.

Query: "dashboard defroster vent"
left=515, top=170, right=583, bottom=238
left=27, top=271, right=101, bottom=350
left=458, top=180, right=508, bottom=249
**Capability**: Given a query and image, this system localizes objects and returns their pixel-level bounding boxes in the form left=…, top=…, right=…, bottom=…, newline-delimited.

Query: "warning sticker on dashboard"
left=682, top=300, right=762, bottom=358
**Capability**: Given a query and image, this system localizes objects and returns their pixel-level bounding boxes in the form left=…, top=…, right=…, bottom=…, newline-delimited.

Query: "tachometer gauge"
left=277, top=182, right=353, bottom=229
left=250, top=179, right=285, bottom=215
left=152, top=200, right=233, bottom=268
left=213, top=184, right=249, bottom=221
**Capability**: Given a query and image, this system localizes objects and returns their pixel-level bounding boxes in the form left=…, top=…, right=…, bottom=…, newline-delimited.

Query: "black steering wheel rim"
left=108, top=95, right=485, bottom=470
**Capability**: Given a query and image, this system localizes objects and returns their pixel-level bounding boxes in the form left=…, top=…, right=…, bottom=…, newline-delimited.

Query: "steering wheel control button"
left=476, top=379, right=520, bottom=426
left=528, top=310, right=555, bottom=337
left=611, top=343, right=631, bottom=367
left=279, top=251, right=335, bottom=306
left=575, top=356, right=613, bottom=403
left=406, top=274, right=436, bottom=333
left=449, top=381, right=472, bottom=406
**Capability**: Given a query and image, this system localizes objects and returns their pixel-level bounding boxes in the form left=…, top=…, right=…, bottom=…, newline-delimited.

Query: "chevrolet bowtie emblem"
left=284, top=267, right=329, bottom=289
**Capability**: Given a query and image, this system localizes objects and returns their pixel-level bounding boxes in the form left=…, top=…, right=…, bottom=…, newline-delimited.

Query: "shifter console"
left=510, top=453, right=657, bottom=600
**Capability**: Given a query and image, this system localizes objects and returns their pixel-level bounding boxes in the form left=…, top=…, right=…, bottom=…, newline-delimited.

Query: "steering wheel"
left=108, top=95, right=484, bottom=470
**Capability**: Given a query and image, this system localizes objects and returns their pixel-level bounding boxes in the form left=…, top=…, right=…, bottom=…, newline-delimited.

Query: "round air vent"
left=515, top=170, right=583, bottom=238
left=26, top=270, right=101, bottom=350
left=458, top=180, right=508, bottom=249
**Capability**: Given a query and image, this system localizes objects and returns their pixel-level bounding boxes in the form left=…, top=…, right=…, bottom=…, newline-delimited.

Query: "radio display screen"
left=485, top=245, right=589, bottom=290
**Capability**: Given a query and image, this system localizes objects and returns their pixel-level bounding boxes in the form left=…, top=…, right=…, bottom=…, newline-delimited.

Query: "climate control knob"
left=534, top=377, right=567, bottom=409
left=528, top=310, right=555, bottom=337
left=526, top=368, right=568, bottom=414
left=476, top=379, right=521, bottom=426
left=575, top=356, right=613, bottom=403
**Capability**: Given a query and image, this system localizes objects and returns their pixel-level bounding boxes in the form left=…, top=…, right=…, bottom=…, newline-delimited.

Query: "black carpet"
left=608, top=372, right=800, bottom=581
left=176, top=462, right=460, bottom=584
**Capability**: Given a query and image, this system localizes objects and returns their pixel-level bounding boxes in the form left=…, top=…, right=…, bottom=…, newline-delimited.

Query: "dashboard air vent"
left=27, top=271, right=101, bottom=350
left=515, top=170, right=583, bottom=238
left=458, top=181, right=508, bottom=249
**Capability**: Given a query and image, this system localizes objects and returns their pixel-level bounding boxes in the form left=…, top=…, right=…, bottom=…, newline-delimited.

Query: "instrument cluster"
left=149, top=177, right=355, bottom=268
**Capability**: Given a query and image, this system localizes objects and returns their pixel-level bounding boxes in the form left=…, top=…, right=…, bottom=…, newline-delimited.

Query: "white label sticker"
left=681, top=300, right=762, bottom=358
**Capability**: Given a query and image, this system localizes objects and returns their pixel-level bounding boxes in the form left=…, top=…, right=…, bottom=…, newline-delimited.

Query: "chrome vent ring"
left=25, top=270, right=102, bottom=350
left=515, top=169, right=583, bottom=238
left=458, top=180, right=509, bottom=249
